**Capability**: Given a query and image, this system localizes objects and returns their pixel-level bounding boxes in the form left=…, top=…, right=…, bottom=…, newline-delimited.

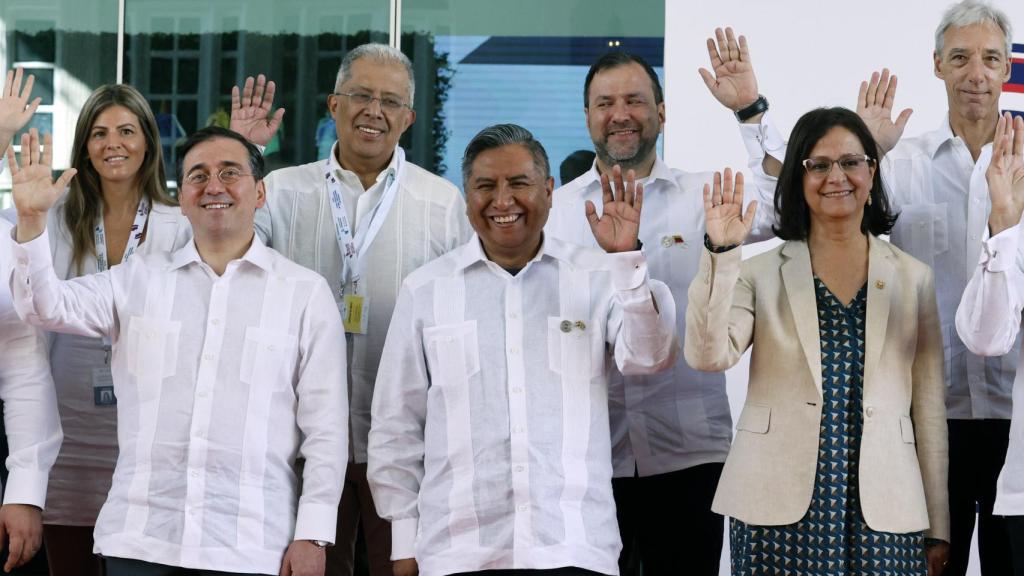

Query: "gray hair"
left=935, top=0, right=1013, bottom=58
left=335, top=43, right=416, bottom=103
left=461, top=124, right=551, bottom=185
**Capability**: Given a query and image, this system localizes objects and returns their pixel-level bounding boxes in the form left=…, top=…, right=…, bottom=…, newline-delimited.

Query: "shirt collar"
left=328, top=141, right=401, bottom=188
left=455, top=233, right=554, bottom=274
left=925, top=114, right=957, bottom=158
left=169, top=233, right=274, bottom=272
left=577, top=156, right=674, bottom=193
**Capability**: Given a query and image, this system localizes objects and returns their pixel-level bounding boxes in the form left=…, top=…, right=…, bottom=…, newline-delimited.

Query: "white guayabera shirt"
left=0, top=218, right=62, bottom=509
left=9, top=231, right=347, bottom=574
left=367, top=235, right=678, bottom=576
left=956, top=223, right=1024, bottom=515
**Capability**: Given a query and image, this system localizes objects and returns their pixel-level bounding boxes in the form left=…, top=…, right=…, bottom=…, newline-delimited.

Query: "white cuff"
left=739, top=110, right=786, bottom=162
left=2, top=468, right=48, bottom=509
left=9, top=227, right=52, bottom=276
left=390, top=517, right=418, bottom=560
left=293, top=501, right=338, bottom=544
left=607, top=250, right=648, bottom=291
left=982, top=223, right=1021, bottom=273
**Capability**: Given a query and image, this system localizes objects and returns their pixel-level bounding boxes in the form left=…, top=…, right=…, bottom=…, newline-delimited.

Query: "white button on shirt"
left=742, top=113, right=1015, bottom=419
left=547, top=159, right=770, bottom=477
left=956, top=223, right=1024, bottom=515
left=9, top=232, right=347, bottom=574
left=367, top=235, right=678, bottom=576
left=257, top=143, right=470, bottom=463
left=0, top=218, right=62, bottom=509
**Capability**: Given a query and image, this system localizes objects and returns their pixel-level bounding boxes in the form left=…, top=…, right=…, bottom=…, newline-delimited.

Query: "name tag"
left=342, top=294, right=369, bottom=335
left=92, top=367, right=117, bottom=406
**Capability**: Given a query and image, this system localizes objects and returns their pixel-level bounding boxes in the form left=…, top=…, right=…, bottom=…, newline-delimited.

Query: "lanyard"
left=324, top=148, right=405, bottom=293
left=94, top=196, right=150, bottom=357
left=95, top=197, right=151, bottom=272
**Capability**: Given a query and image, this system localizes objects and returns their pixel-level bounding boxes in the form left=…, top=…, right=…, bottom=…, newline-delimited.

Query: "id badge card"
left=342, top=293, right=369, bottom=334
left=92, top=367, right=117, bottom=406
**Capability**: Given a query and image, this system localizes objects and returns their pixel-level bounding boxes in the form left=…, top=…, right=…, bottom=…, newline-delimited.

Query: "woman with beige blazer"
left=685, top=107, right=949, bottom=575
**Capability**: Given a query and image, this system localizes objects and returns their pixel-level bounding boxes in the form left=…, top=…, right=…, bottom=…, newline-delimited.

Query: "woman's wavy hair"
left=65, top=84, right=175, bottom=274
left=773, top=107, right=897, bottom=240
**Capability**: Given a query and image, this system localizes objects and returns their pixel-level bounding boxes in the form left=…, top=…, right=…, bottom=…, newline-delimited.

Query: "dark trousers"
left=326, top=462, right=392, bottom=576
left=946, top=419, right=1012, bottom=576
left=44, top=524, right=104, bottom=576
left=1006, top=515, right=1024, bottom=576
left=450, top=565, right=602, bottom=569
left=611, top=462, right=724, bottom=576
left=105, top=557, right=260, bottom=576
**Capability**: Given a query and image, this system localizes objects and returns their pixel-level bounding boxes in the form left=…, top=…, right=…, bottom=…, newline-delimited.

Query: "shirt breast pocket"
left=547, top=316, right=603, bottom=378
left=125, top=317, right=181, bottom=388
left=239, top=327, right=299, bottom=390
left=423, top=321, right=481, bottom=388
left=891, top=203, right=949, bottom=264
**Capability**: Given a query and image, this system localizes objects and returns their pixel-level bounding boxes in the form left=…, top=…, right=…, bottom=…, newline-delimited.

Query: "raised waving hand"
left=230, top=74, right=285, bottom=146
left=985, top=112, right=1024, bottom=236
left=586, top=165, right=643, bottom=253
left=704, top=168, right=757, bottom=248
left=6, top=129, right=76, bottom=241
left=857, top=69, right=913, bottom=156
left=0, top=69, right=41, bottom=157
left=699, top=27, right=760, bottom=114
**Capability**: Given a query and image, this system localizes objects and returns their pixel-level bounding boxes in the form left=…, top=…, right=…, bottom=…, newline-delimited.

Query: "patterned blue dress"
left=729, top=278, right=925, bottom=575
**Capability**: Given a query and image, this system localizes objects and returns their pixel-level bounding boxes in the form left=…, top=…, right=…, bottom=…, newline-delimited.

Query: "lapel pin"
left=661, top=235, right=685, bottom=248
left=875, top=280, right=885, bottom=289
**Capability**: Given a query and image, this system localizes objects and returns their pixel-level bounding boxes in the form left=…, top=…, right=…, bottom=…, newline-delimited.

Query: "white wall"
left=663, top=1, right=1024, bottom=574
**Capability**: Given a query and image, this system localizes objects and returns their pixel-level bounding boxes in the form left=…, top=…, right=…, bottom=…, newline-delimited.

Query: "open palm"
left=699, top=27, right=759, bottom=112
left=0, top=69, right=41, bottom=146
left=704, top=168, right=756, bottom=247
left=6, top=130, right=75, bottom=221
left=857, top=69, right=912, bottom=156
left=985, top=113, right=1024, bottom=235
left=587, top=165, right=643, bottom=253
left=230, top=74, right=285, bottom=146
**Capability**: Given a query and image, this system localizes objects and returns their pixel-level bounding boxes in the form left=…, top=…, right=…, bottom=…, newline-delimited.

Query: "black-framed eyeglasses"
left=183, top=167, right=253, bottom=187
left=802, top=154, right=875, bottom=176
left=334, top=91, right=410, bottom=112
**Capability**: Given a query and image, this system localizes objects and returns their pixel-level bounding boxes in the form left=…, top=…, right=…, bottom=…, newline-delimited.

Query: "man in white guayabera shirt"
left=367, top=124, right=678, bottom=576
left=6, top=126, right=347, bottom=576
left=228, top=43, right=470, bottom=576
left=0, top=68, right=62, bottom=573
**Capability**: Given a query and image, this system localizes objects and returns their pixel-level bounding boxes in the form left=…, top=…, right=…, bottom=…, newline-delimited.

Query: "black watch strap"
left=735, top=95, right=768, bottom=122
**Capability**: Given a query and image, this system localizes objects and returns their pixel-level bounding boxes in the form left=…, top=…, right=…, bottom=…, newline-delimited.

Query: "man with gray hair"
left=367, top=123, right=678, bottom=575
left=710, top=0, right=1015, bottom=572
left=230, top=43, right=470, bottom=576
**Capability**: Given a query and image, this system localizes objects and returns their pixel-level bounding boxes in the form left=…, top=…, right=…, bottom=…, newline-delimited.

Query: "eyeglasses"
left=802, top=154, right=875, bottom=176
left=183, top=167, right=252, bottom=187
left=334, top=91, right=409, bottom=112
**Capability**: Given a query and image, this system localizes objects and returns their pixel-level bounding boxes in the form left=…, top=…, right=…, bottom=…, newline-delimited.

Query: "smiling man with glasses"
left=6, top=125, right=348, bottom=576
left=229, top=43, right=471, bottom=576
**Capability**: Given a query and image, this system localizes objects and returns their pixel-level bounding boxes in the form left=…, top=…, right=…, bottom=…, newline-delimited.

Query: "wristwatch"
left=309, top=539, right=330, bottom=549
left=734, top=95, right=769, bottom=122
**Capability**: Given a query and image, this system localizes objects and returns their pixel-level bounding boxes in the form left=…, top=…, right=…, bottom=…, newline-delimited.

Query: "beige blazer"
left=685, top=235, right=949, bottom=540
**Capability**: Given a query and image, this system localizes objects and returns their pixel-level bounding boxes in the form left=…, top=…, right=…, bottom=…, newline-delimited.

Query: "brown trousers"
left=43, top=524, right=105, bottom=576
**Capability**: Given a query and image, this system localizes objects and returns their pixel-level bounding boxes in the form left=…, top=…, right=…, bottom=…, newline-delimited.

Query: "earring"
left=867, top=194, right=873, bottom=206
